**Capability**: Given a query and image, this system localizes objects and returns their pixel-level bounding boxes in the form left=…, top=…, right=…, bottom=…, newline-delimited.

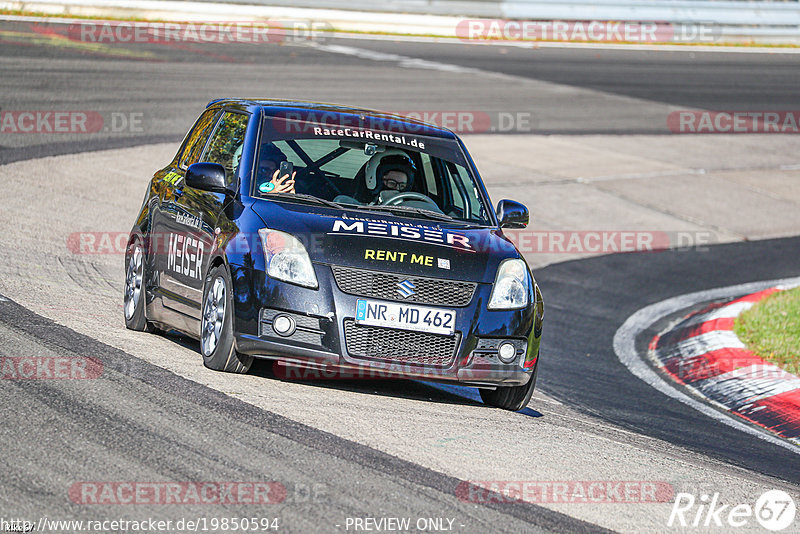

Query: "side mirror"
left=185, top=162, right=229, bottom=195
left=496, top=199, right=529, bottom=228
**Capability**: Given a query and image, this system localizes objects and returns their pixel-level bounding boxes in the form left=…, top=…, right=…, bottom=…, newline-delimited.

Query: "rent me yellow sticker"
left=364, top=249, right=433, bottom=266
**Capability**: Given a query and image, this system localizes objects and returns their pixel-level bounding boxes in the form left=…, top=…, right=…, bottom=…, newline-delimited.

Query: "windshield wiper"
left=357, top=204, right=459, bottom=223
left=269, top=193, right=346, bottom=210
left=267, top=193, right=477, bottom=225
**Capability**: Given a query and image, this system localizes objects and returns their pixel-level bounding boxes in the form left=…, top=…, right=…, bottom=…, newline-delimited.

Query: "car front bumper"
left=229, top=262, right=542, bottom=387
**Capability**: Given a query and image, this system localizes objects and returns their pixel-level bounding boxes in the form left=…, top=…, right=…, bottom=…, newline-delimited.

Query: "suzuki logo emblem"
left=397, top=280, right=416, bottom=298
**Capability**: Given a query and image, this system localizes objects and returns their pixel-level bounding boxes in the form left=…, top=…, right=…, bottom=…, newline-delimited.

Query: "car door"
left=159, top=110, right=249, bottom=321
left=150, top=107, right=219, bottom=320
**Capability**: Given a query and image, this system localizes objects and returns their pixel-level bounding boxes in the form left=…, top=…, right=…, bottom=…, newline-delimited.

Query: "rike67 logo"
left=669, top=490, right=796, bottom=531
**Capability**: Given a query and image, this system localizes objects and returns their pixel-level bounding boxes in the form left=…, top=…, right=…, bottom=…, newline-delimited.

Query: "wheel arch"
left=208, top=252, right=228, bottom=274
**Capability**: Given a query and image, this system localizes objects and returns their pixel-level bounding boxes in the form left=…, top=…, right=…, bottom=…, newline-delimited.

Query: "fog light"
left=273, top=314, right=296, bottom=336
left=498, top=342, right=516, bottom=363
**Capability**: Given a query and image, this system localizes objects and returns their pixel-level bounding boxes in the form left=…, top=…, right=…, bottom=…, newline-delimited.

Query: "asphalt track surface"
left=540, top=236, right=800, bottom=483
left=2, top=19, right=800, bottom=532
left=0, top=296, right=590, bottom=533
left=3, top=19, right=800, bottom=164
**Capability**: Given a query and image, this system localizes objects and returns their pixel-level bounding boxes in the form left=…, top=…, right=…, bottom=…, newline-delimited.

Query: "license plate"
left=355, top=299, right=456, bottom=336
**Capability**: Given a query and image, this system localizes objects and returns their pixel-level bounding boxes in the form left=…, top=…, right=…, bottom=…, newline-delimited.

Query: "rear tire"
left=200, top=264, right=252, bottom=374
left=479, top=356, right=539, bottom=411
left=124, top=240, right=154, bottom=332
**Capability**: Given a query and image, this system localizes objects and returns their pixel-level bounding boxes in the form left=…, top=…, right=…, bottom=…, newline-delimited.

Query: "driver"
left=372, top=154, right=416, bottom=202
left=257, top=143, right=295, bottom=194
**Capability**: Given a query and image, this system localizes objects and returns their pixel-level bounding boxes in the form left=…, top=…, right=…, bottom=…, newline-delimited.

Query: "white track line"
left=306, top=42, right=523, bottom=82
left=613, top=276, right=800, bottom=454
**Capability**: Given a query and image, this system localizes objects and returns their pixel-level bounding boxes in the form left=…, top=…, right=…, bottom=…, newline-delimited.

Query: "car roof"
left=206, top=98, right=459, bottom=139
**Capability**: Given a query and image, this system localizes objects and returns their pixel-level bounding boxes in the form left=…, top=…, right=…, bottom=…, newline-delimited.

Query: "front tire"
left=200, top=265, right=252, bottom=374
left=124, top=240, right=153, bottom=332
left=479, top=356, right=539, bottom=411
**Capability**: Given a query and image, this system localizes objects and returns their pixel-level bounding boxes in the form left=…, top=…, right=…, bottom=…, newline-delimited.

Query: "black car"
left=124, top=99, right=544, bottom=410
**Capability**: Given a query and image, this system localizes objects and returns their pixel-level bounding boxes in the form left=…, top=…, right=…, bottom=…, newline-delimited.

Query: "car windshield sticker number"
left=356, top=299, right=455, bottom=336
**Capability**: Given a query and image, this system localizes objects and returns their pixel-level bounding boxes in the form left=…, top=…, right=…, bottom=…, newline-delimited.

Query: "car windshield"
left=253, top=116, right=493, bottom=225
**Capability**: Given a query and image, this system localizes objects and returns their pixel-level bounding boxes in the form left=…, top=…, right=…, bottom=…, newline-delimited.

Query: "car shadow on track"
left=159, top=331, right=542, bottom=416
left=248, top=358, right=481, bottom=407
left=249, top=359, right=544, bottom=417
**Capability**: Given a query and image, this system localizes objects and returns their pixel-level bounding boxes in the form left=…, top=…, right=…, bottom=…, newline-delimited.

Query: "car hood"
left=249, top=200, right=521, bottom=282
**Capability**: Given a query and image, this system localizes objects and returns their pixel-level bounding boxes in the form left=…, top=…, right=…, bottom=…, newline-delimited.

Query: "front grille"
left=343, top=320, right=460, bottom=367
left=332, top=266, right=476, bottom=306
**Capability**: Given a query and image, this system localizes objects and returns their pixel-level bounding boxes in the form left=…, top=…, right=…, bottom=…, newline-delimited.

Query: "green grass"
left=734, top=287, right=800, bottom=376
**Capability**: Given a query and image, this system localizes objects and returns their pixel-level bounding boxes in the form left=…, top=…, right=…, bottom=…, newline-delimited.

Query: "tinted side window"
left=420, top=153, right=437, bottom=195
left=201, top=111, right=249, bottom=184
left=446, top=162, right=483, bottom=219
left=179, top=109, right=219, bottom=169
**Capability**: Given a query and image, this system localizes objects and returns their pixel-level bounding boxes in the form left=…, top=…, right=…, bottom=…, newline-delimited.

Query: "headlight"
left=488, top=258, right=530, bottom=310
left=258, top=228, right=318, bottom=289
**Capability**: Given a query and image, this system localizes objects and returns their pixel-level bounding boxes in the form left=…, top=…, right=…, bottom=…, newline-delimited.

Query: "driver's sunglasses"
left=383, top=178, right=407, bottom=189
